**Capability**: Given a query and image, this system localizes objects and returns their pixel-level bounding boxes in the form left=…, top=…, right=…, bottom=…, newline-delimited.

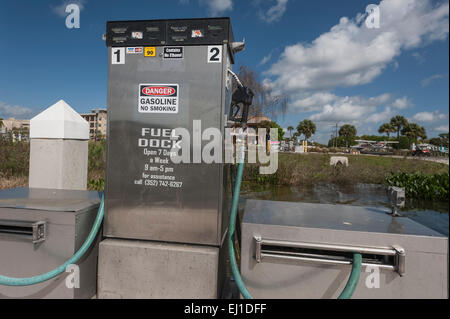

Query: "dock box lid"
left=243, top=199, right=445, bottom=238
left=0, top=188, right=101, bottom=212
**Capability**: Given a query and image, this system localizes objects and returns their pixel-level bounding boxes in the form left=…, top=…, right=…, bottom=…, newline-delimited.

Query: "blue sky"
left=0, top=0, right=448, bottom=143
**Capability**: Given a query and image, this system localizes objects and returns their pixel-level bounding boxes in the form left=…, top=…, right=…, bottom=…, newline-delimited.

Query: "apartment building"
left=80, top=109, right=107, bottom=140
left=0, top=117, right=30, bottom=141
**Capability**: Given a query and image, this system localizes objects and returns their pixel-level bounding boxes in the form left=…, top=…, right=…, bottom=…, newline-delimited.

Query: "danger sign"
left=138, top=84, right=179, bottom=114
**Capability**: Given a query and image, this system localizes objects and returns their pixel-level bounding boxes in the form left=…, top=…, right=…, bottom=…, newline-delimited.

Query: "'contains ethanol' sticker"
left=138, top=84, right=179, bottom=114
left=163, top=47, right=183, bottom=59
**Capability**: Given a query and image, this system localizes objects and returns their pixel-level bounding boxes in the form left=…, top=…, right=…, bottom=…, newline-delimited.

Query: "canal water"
left=240, top=182, right=449, bottom=236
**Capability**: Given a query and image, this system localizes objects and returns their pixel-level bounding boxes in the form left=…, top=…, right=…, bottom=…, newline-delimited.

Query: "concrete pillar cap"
left=30, top=99, right=89, bottom=140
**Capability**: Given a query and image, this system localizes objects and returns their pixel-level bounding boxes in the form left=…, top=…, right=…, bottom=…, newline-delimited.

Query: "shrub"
left=88, top=178, right=105, bottom=191
left=386, top=172, right=449, bottom=201
left=397, top=136, right=410, bottom=150
left=0, top=140, right=29, bottom=177
left=88, top=140, right=106, bottom=171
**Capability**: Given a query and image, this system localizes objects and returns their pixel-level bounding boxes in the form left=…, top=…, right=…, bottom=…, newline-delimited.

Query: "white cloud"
left=259, top=0, right=288, bottom=23
left=368, top=93, right=392, bottom=105
left=265, top=0, right=449, bottom=92
left=259, top=53, right=273, bottom=66
left=289, top=91, right=391, bottom=120
left=0, top=101, right=35, bottom=119
left=308, top=94, right=391, bottom=123
left=290, top=92, right=337, bottom=112
left=51, top=0, right=85, bottom=18
left=293, top=93, right=414, bottom=143
left=433, top=125, right=449, bottom=132
left=421, top=73, right=447, bottom=87
left=365, top=106, right=396, bottom=123
left=391, top=96, right=413, bottom=109
left=201, top=0, right=233, bottom=16
left=412, top=110, right=447, bottom=122
left=310, top=102, right=374, bottom=123
left=290, top=92, right=448, bottom=143
left=412, top=51, right=426, bottom=63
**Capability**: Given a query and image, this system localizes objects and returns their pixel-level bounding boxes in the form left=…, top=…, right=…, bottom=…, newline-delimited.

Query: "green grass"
left=0, top=140, right=29, bottom=180
left=1, top=142, right=448, bottom=194
left=87, top=140, right=106, bottom=187
left=0, top=140, right=107, bottom=190
left=243, top=153, right=448, bottom=186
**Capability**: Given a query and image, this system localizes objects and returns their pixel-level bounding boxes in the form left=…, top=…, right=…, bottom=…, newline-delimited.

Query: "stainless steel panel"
left=241, top=200, right=448, bottom=299
left=105, top=44, right=232, bottom=245
left=0, top=188, right=101, bottom=299
left=98, top=238, right=221, bottom=298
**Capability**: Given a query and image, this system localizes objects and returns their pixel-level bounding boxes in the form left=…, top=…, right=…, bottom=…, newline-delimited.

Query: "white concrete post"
left=330, top=156, right=349, bottom=167
left=29, top=100, right=89, bottom=190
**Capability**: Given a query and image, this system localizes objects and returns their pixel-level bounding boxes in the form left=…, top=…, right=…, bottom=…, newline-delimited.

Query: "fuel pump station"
left=98, top=18, right=244, bottom=298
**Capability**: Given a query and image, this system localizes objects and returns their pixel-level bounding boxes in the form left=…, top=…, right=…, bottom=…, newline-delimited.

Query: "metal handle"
left=255, top=237, right=405, bottom=276
left=0, top=220, right=46, bottom=244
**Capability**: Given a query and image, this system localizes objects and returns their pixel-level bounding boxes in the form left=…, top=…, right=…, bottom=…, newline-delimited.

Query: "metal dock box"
left=241, top=200, right=448, bottom=299
left=0, top=188, right=101, bottom=299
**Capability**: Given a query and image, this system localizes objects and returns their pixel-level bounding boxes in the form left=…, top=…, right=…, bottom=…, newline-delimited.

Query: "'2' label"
left=207, top=46, right=222, bottom=63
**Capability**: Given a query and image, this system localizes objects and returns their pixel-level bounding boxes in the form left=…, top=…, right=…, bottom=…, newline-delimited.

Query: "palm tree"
left=287, top=126, right=294, bottom=139
left=339, top=124, right=357, bottom=147
left=378, top=123, right=394, bottom=139
left=439, top=133, right=449, bottom=148
left=418, top=126, right=427, bottom=141
left=401, top=123, right=426, bottom=144
left=390, top=115, right=408, bottom=139
left=292, top=132, right=300, bottom=144
left=297, top=119, right=316, bottom=141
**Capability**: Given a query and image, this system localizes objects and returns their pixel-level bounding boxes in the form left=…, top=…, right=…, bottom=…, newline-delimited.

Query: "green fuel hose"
left=337, top=252, right=362, bottom=299
left=0, top=193, right=104, bottom=286
left=228, top=159, right=362, bottom=299
left=228, top=158, right=253, bottom=299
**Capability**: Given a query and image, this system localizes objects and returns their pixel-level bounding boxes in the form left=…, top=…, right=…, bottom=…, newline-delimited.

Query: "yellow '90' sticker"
left=145, top=47, right=156, bottom=57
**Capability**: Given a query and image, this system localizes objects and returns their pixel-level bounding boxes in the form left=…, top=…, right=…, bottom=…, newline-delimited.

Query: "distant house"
left=1, top=118, right=30, bottom=131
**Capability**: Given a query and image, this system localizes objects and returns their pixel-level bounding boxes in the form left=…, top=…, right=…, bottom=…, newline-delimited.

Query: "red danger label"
left=141, top=86, right=176, bottom=96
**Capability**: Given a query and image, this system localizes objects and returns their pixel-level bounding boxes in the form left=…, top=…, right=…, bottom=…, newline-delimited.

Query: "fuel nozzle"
left=229, top=85, right=254, bottom=124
